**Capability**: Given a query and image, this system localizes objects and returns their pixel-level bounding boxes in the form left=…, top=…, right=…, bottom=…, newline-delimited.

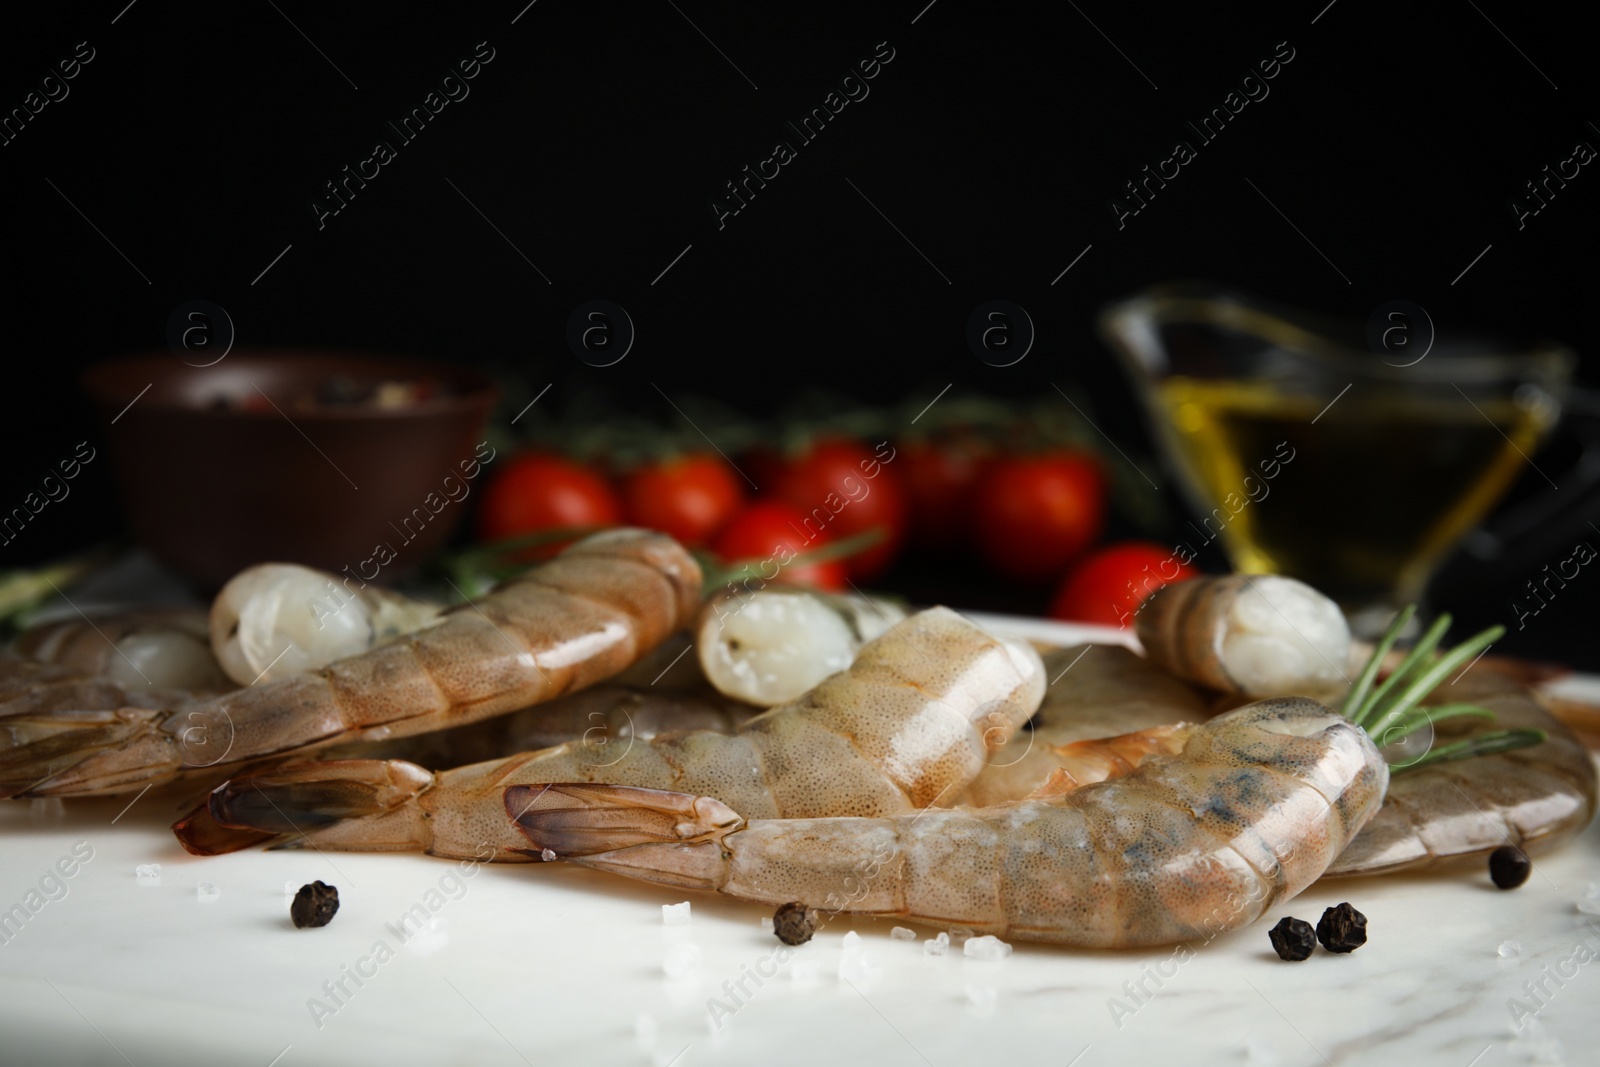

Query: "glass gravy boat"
left=1100, top=283, right=1573, bottom=636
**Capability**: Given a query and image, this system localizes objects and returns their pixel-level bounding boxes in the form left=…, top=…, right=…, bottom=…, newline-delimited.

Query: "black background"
left=2, top=1, right=1596, bottom=662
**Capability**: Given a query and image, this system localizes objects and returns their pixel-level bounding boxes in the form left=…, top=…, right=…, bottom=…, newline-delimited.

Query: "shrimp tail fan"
left=172, top=759, right=434, bottom=854
left=172, top=800, right=284, bottom=855
left=506, top=783, right=743, bottom=891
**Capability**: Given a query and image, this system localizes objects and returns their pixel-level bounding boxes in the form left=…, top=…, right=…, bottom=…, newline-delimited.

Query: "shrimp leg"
left=509, top=697, right=1387, bottom=948
left=173, top=608, right=1045, bottom=858
left=954, top=643, right=1211, bottom=807
left=0, top=529, right=701, bottom=798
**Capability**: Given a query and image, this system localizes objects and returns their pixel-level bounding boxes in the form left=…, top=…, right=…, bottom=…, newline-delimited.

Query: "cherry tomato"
left=774, top=439, right=907, bottom=580
left=478, top=453, right=622, bottom=552
left=1050, top=542, right=1198, bottom=627
left=712, top=501, right=846, bottom=591
left=973, top=452, right=1105, bottom=581
left=899, top=437, right=991, bottom=554
left=620, top=455, right=744, bottom=546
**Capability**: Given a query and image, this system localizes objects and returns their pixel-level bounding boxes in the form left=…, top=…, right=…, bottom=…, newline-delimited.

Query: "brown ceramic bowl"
left=82, top=350, right=499, bottom=591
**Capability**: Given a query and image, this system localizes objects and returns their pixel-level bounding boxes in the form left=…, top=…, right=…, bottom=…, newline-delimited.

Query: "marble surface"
left=2, top=598, right=1599, bottom=1066
left=3, top=787, right=1599, bottom=1067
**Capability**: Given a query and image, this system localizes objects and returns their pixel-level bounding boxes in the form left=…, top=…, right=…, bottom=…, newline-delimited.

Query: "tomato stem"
left=700, top=526, right=886, bottom=593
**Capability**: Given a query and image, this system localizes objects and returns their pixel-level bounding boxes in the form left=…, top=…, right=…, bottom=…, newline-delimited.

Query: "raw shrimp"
left=509, top=697, right=1387, bottom=948
left=1136, top=575, right=1351, bottom=697
left=0, top=529, right=701, bottom=798
left=696, top=588, right=906, bottom=706
left=17, top=609, right=233, bottom=695
left=174, top=608, right=1045, bottom=858
left=4, top=615, right=233, bottom=797
left=1327, top=668, right=1597, bottom=876
left=175, top=684, right=761, bottom=857
left=210, top=564, right=442, bottom=686
left=955, top=644, right=1211, bottom=807
left=0, top=651, right=224, bottom=801
left=1103, top=589, right=1595, bottom=877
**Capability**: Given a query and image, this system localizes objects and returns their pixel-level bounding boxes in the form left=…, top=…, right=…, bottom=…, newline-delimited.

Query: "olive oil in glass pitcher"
left=1101, top=285, right=1571, bottom=635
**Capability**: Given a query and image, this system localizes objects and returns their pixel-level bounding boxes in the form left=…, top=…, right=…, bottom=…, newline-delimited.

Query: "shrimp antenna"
left=1340, top=608, right=1543, bottom=774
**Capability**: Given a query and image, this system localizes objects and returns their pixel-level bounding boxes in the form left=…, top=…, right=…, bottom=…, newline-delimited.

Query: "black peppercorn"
left=1489, top=846, right=1531, bottom=889
left=1315, top=902, right=1367, bottom=953
left=1268, top=917, right=1317, bottom=961
left=291, top=880, right=340, bottom=928
left=773, top=901, right=815, bottom=945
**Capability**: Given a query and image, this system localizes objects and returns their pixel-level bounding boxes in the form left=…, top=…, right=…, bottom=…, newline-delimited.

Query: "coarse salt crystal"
left=841, top=930, right=862, bottom=952
left=1530, top=1041, right=1565, bottom=1064
left=963, top=935, right=1012, bottom=960
left=965, top=984, right=997, bottom=1008
left=283, top=880, right=298, bottom=897
left=662, top=901, right=691, bottom=925
left=405, top=918, right=449, bottom=958
left=197, top=882, right=220, bottom=902
left=1578, top=883, right=1600, bottom=916
left=1244, top=1035, right=1277, bottom=1063
left=924, top=932, right=950, bottom=957
left=760, top=916, right=774, bottom=933
left=947, top=926, right=973, bottom=945
left=136, top=864, right=161, bottom=885
left=663, top=943, right=701, bottom=978
left=1498, top=940, right=1522, bottom=958
left=890, top=927, right=916, bottom=941
left=838, top=951, right=878, bottom=983
left=790, top=957, right=823, bottom=984
left=541, top=848, right=556, bottom=862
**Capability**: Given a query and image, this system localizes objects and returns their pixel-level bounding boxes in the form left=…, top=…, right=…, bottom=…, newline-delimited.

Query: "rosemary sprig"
left=1396, top=729, right=1548, bottom=772
left=1370, top=703, right=1495, bottom=746
left=1362, top=622, right=1504, bottom=740
left=1350, top=612, right=1452, bottom=727
left=1338, top=604, right=1414, bottom=722
left=0, top=547, right=113, bottom=634
left=1342, top=608, right=1542, bottom=775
